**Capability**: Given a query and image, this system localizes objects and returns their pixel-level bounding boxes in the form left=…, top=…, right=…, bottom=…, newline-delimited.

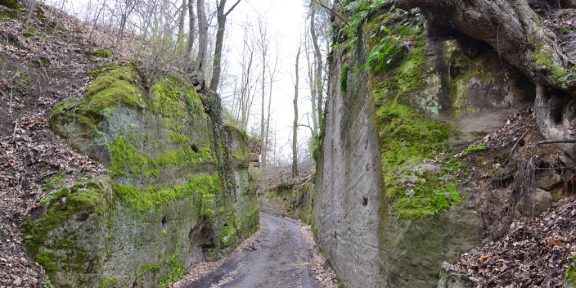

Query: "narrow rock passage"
left=185, top=213, right=325, bottom=288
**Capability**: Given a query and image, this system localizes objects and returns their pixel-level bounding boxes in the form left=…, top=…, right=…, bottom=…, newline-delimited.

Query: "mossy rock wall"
left=314, top=7, right=534, bottom=288
left=227, top=123, right=259, bottom=244
left=26, top=65, right=258, bottom=287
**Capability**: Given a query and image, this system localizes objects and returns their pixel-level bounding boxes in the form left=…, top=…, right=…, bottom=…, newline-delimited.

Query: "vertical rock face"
left=24, top=65, right=258, bottom=287
left=314, top=31, right=386, bottom=287
left=314, top=7, right=537, bottom=288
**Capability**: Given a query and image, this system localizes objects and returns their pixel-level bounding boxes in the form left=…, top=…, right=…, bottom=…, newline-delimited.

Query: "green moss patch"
left=340, top=0, right=390, bottom=53
left=113, top=175, right=220, bottom=214
left=87, top=48, right=113, bottom=59
left=238, top=206, right=259, bottom=239
left=367, top=10, right=427, bottom=104
left=340, top=63, right=350, bottom=92
left=566, top=257, right=576, bottom=285
left=374, top=101, right=461, bottom=218
left=532, top=40, right=576, bottom=88
left=83, top=65, right=145, bottom=114
left=49, top=65, right=145, bottom=139
left=137, top=254, right=185, bottom=288
left=159, top=255, right=186, bottom=287
left=42, top=174, right=66, bottom=191
left=365, top=10, right=425, bottom=75
left=360, top=8, right=463, bottom=219
left=462, top=145, right=488, bottom=157
left=23, top=180, right=111, bottom=277
left=98, top=277, right=118, bottom=288
left=151, top=76, right=204, bottom=117
left=0, top=0, right=21, bottom=20
left=51, top=65, right=204, bottom=133
left=108, top=135, right=213, bottom=178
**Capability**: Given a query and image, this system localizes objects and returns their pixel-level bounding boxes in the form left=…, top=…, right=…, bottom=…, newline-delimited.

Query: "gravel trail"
left=184, top=213, right=328, bottom=288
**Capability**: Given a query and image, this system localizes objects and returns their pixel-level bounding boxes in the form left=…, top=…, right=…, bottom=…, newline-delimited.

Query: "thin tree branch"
left=312, top=0, right=349, bottom=27
left=225, top=0, right=241, bottom=16
left=298, top=124, right=315, bottom=135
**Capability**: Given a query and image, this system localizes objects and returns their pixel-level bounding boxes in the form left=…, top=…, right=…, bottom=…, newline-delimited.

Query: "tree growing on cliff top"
left=209, top=0, right=242, bottom=92
left=293, top=45, right=302, bottom=178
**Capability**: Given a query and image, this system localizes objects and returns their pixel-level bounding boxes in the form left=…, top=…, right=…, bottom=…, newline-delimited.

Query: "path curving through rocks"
left=181, top=213, right=337, bottom=288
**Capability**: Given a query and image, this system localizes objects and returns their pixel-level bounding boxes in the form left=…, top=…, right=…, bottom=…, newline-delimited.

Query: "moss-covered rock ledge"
left=24, top=64, right=258, bottom=287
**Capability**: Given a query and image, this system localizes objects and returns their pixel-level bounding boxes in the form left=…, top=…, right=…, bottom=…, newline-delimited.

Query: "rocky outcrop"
left=314, top=25, right=386, bottom=286
left=23, top=65, right=258, bottom=287
left=314, top=5, right=571, bottom=288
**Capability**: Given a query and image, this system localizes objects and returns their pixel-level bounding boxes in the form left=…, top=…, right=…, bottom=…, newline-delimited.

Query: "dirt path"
left=183, top=213, right=332, bottom=288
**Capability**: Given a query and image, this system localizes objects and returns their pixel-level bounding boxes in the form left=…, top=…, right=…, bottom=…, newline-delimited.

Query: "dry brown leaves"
left=0, top=3, right=115, bottom=286
left=299, top=223, right=340, bottom=288
left=445, top=197, right=576, bottom=287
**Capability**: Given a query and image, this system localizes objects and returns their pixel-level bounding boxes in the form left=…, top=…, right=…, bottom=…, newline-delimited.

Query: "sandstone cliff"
left=313, top=3, right=576, bottom=287
left=23, top=64, right=258, bottom=287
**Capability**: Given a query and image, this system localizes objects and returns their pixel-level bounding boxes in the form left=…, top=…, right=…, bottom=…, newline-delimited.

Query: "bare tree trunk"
left=115, top=0, right=136, bottom=48
left=292, top=46, right=301, bottom=178
left=310, top=3, right=324, bottom=130
left=305, top=25, right=319, bottom=134
left=262, top=55, right=278, bottom=169
left=185, top=0, right=196, bottom=73
left=88, top=0, right=106, bottom=40
left=195, top=0, right=208, bottom=78
left=257, top=20, right=268, bottom=169
left=210, top=0, right=241, bottom=92
left=239, top=37, right=256, bottom=131
left=176, top=0, right=187, bottom=53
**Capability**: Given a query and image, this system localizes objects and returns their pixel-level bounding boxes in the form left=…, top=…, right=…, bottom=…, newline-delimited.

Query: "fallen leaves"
left=0, top=2, right=112, bottom=286
left=446, top=198, right=576, bottom=287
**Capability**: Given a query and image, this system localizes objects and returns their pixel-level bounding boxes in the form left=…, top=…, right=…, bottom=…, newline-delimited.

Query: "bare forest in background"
left=33, top=0, right=332, bottom=173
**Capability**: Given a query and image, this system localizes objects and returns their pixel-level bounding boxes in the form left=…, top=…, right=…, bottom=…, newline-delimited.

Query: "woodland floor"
left=0, top=5, right=116, bottom=286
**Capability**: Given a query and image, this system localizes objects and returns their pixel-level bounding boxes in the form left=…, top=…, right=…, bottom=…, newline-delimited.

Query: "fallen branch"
left=35, top=171, right=58, bottom=183
left=535, top=139, right=576, bottom=145
left=510, top=129, right=529, bottom=156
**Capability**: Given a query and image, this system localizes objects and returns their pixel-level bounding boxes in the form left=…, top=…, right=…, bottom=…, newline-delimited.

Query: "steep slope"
left=314, top=2, right=575, bottom=287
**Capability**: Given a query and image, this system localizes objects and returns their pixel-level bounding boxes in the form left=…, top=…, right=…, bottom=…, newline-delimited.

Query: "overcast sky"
left=225, top=0, right=313, bottom=161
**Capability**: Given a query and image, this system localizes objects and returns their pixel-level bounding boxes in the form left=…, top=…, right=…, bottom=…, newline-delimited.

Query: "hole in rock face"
left=76, top=212, right=90, bottom=222
left=362, top=197, right=368, bottom=207
left=546, top=88, right=571, bottom=125
left=455, top=33, right=492, bottom=57
left=190, top=143, right=199, bottom=153
left=161, top=216, right=167, bottom=227
left=552, top=106, right=564, bottom=124
left=518, top=139, right=526, bottom=147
